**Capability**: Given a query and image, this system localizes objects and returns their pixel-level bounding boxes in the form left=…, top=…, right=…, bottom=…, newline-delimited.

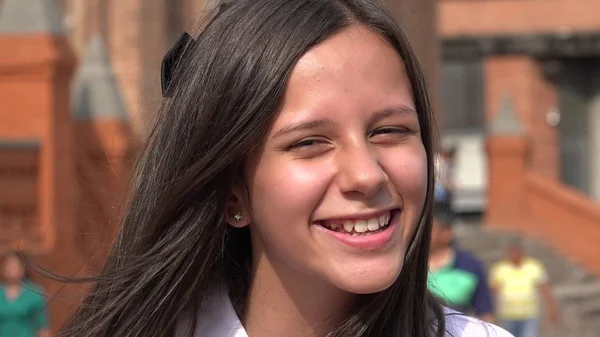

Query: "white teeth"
left=324, top=212, right=391, bottom=234
left=379, top=213, right=390, bottom=226
left=367, top=218, right=379, bottom=231
left=354, top=220, right=368, bottom=233
left=343, top=221, right=354, bottom=232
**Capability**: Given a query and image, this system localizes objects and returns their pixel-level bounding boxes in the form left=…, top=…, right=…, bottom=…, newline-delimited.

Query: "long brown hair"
left=58, top=1, right=443, bottom=336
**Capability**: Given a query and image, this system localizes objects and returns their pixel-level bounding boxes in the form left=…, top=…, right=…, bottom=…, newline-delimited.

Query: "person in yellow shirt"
left=490, top=240, right=559, bottom=337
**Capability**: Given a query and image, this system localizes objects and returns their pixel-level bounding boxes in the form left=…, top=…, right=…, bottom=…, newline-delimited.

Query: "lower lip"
left=315, top=212, right=399, bottom=250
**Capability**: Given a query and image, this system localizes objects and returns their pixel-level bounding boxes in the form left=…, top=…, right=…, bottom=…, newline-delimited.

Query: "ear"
left=224, top=184, right=251, bottom=228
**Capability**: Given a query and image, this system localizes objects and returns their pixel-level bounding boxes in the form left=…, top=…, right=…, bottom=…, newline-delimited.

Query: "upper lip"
left=315, top=207, right=400, bottom=223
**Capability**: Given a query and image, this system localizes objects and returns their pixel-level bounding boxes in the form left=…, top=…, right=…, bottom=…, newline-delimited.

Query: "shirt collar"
left=176, top=289, right=506, bottom=337
left=177, top=289, right=248, bottom=337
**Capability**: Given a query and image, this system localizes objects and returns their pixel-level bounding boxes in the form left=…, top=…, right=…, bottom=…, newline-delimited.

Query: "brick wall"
left=386, top=0, right=439, bottom=101
left=74, top=120, right=136, bottom=272
left=0, top=32, right=90, bottom=331
left=0, top=147, right=40, bottom=248
left=487, top=129, right=600, bottom=277
left=442, top=0, right=600, bottom=263
left=486, top=136, right=528, bottom=229
left=525, top=173, right=600, bottom=275
left=440, top=0, right=600, bottom=37
left=139, top=0, right=168, bottom=134
left=485, top=56, right=559, bottom=179
left=106, top=0, right=145, bottom=135
left=63, top=0, right=438, bottom=136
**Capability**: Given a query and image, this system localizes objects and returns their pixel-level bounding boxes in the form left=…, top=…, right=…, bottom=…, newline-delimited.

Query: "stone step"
left=454, top=228, right=595, bottom=286
left=451, top=225, right=600, bottom=336
left=554, top=283, right=600, bottom=299
left=578, top=300, right=600, bottom=318
left=456, top=235, right=564, bottom=253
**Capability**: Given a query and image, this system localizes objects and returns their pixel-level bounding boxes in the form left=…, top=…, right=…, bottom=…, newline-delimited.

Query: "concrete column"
left=589, top=68, right=600, bottom=201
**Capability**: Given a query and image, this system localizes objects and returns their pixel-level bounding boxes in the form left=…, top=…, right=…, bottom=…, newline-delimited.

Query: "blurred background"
left=0, top=0, right=599, bottom=336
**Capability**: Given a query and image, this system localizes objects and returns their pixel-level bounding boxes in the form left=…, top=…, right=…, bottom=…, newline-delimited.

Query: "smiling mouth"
left=317, top=210, right=396, bottom=236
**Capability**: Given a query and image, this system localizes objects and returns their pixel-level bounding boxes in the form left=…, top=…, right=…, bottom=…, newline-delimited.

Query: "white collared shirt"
left=177, top=292, right=513, bottom=337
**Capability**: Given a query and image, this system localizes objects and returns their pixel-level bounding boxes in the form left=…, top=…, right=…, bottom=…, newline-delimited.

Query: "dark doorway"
left=556, top=59, right=596, bottom=194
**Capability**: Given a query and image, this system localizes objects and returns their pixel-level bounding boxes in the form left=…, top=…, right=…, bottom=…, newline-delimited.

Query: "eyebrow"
left=373, top=105, right=418, bottom=120
left=273, top=105, right=417, bottom=138
left=273, top=119, right=334, bottom=138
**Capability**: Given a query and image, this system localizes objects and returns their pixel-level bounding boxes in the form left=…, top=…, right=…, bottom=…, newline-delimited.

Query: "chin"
left=328, top=261, right=403, bottom=295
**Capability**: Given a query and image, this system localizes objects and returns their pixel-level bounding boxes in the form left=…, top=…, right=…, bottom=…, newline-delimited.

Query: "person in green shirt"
left=0, top=252, right=49, bottom=337
left=428, top=202, right=495, bottom=322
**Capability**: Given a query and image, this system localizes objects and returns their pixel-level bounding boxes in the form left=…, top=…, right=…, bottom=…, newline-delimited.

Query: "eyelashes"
left=285, top=127, right=416, bottom=155
left=369, top=126, right=412, bottom=138
left=285, top=138, right=331, bottom=157
left=288, top=138, right=323, bottom=150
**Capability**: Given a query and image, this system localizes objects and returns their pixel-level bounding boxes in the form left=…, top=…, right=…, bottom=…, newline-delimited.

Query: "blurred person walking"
left=434, top=146, right=456, bottom=211
left=428, top=202, right=495, bottom=322
left=490, top=241, right=559, bottom=337
left=0, top=252, right=49, bottom=337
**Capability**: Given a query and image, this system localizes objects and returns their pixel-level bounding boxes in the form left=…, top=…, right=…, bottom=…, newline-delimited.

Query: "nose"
left=336, top=144, right=387, bottom=198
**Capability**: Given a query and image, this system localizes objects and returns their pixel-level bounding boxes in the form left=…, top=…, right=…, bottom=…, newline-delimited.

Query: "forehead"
left=276, top=25, right=414, bottom=123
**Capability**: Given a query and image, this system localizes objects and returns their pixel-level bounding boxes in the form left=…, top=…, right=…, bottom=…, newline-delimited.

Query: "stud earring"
left=233, top=212, right=243, bottom=222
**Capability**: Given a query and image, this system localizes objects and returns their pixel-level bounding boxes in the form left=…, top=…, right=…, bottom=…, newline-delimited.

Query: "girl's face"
left=2, top=255, right=25, bottom=282
left=236, top=25, right=427, bottom=295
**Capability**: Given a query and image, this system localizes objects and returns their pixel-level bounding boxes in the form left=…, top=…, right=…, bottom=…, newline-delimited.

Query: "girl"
left=59, top=1, right=511, bottom=336
left=0, top=252, right=49, bottom=337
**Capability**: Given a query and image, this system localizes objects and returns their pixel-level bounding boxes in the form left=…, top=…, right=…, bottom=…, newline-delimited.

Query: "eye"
left=372, top=127, right=408, bottom=135
left=369, top=127, right=413, bottom=143
left=285, top=137, right=332, bottom=157
left=287, top=138, right=323, bottom=150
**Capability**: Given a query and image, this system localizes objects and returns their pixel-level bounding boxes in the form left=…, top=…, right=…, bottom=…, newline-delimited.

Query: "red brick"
left=485, top=56, right=559, bottom=179
left=440, top=0, right=600, bottom=37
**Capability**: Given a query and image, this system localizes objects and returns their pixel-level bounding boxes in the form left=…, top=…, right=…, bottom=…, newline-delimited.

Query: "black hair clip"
left=160, top=2, right=233, bottom=97
left=161, top=32, right=196, bottom=97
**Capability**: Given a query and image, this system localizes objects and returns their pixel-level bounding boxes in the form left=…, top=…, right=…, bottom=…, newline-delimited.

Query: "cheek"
left=395, top=149, right=427, bottom=250
left=382, top=145, right=428, bottom=206
left=248, top=159, right=333, bottom=236
left=247, top=159, right=335, bottom=272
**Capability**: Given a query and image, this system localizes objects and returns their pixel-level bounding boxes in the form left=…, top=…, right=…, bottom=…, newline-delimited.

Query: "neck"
left=243, top=252, right=350, bottom=337
left=3, top=282, right=22, bottom=300
left=4, top=280, right=21, bottom=287
left=511, top=259, right=523, bottom=267
left=429, top=246, right=454, bottom=271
